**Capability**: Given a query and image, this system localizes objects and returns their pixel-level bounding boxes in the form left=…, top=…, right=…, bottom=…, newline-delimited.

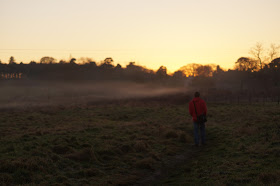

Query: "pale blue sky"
left=1, top=0, right=280, bottom=71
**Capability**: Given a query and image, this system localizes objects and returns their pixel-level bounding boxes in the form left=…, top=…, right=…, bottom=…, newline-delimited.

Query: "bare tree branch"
left=268, top=43, right=280, bottom=61
left=249, top=42, right=265, bottom=69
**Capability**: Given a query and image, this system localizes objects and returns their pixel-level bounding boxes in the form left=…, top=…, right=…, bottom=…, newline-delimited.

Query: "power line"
left=0, top=49, right=134, bottom=51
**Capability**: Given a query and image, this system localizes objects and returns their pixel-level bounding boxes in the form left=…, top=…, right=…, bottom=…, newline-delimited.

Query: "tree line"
left=0, top=56, right=183, bottom=84
left=0, top=43, right=279, bottom=95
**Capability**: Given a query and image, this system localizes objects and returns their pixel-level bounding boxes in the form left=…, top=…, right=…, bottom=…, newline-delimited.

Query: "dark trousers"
left=193, top=122, right=205, bottom=145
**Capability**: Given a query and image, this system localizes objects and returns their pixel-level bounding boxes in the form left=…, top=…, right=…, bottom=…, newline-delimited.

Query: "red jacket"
left=189, top=97, right=207, bottom=122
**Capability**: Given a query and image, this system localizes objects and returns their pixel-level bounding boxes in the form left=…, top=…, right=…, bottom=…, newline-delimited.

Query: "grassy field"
left=157, top=103, right=280, bottom=185
left=0, top=95, right=279, bottom=185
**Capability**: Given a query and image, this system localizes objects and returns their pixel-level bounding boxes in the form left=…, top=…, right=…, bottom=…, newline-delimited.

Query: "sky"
left=0, top=0, right=280, bottom=72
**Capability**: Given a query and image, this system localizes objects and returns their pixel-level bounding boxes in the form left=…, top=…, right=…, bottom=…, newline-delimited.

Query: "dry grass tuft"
left=75, top=168, right=104, bottom=177
left=165, top=146, right=180, bottom=155
left=165, top=130, right=178, bottom=139
left=258, top=171, right=280, bottom=184
left=52, top=145, right=74, bottom=155
left=65, top=147, right=98, bottom=162
left=107, top=174, right=139, bottom=185
left=133, top=141, right=150, bottom=152
left=0, top=173, right=12, bottom=184
left=149, top=152, right=161, bottom=161
left=235, top=125, right=259, bottom=136
left=135, top=157, right=156, bottom=170
left=120, top=144, right=132, bottom=153
left=179, top=133, right=191, bottom=143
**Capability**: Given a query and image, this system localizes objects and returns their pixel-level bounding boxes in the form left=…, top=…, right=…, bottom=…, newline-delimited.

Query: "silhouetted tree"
left=195, top=65, right=214, bottom=77
left=115, top=64, right=122, bottom=70
left=124, top=62, right=154, bottom=82
left=103, top=57, right=114, bottom=65
left=156, top=66, right=167, bottom=77
left=250, top=42, right=265, bottom=70
left=78, top=57, right=95, bottom=65
left=268, top=43, right=280, bottom=61
left=269, top=57, right=280, bottom=86
left=69, top=58, right=76, bottom=64
left=88, top=61, right=97, bottom=66
left=234, top=57, right=258, bottom=72
left=9, top=56, right=16, bottom=64
left=59, top=60, right=66, bottom=64
left=179, top=63, right=200, bottom=77
left=216, top=65, right=224, bottom=73
left=173, top=70, right=185, bottom=79
left=270, top=57, right=280, bottom=70
left=100, top=58, right=114, bottom=69
left=40, top=56, right=56, bottom=64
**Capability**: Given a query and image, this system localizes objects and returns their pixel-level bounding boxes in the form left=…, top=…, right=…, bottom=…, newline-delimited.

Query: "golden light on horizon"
left=1, top=0, right=280, bottom=72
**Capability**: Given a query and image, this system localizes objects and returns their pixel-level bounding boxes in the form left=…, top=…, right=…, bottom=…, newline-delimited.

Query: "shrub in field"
left=135, top=157, right=156, bottom=170
left=0, top=173, right=12, bottom=184
left=165, top=130, right=178, bottom=139
left=179, top=133, right=191, bottom=143
left=149, top=151, right=161, bottom=161
left=52, top=145, right=74, bottom=154
left=65, top=147, right=98, bottom=162
left=258, top=171, right=280, bottom=184
left=97, top=147, right=118, bottom=161
left=13, top=169, right=32, bottom=184
left=164, top=146, right=180, bottom=155
left=73, top=168, right=103, bottom=178
left=235, top=125, right=259, bottom=136
left=120, top=144, right=132, bottom=153
left=134, top=141, right=150, bottom=152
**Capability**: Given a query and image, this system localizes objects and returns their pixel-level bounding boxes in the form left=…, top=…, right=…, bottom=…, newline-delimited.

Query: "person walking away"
left=189, top=92, right=207, bottom=146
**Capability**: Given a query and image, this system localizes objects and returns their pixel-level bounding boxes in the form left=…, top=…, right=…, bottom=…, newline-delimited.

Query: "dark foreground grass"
left=0, top=96, right=193, bottom=185
left=0, top=98, right=279, bottom=185
left=157, top=103, right=280, bottom=185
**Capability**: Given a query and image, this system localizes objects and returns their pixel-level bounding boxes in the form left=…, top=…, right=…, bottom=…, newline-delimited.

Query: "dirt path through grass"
left=134, top=122, right=221, bottom=186
left=134, top=144, right=199, bottom=185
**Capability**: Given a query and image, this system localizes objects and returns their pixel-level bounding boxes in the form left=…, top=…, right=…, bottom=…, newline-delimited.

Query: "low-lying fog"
left=0, top=80, right=184, bottom=109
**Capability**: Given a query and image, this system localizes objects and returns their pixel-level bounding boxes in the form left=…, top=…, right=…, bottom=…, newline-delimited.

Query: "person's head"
left=194, top=92, right=200, bottom=97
